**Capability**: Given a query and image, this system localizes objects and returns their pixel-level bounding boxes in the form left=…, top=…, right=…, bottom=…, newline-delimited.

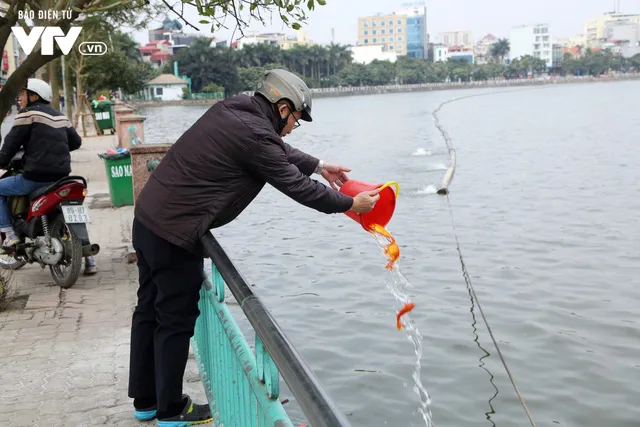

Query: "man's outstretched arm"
left=246, top=137, right=353, bottom=214
left=282, top=142, right=320, bottom=176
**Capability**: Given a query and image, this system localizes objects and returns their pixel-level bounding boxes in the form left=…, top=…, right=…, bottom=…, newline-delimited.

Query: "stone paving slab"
left=0, top=135, right=209, bottom=427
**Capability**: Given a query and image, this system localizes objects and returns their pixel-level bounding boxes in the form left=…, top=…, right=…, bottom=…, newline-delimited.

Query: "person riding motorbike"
left=0, top=78, right=97, bottom=274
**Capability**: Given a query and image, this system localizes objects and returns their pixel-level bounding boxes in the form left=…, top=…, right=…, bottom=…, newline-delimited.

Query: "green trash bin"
left=91, top=100, right=116, bottom=134
left=98, top=151, right=134, bottom=207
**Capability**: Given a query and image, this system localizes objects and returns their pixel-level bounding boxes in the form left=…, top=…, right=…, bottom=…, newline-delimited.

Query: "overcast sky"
left=125, top=0, right=640, bottom=46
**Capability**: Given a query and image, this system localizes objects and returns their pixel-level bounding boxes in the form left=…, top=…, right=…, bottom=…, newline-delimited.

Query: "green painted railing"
left=191, top=262, right=294, bottom=427
left=185, top=92, right=225, bottom=99
left=197, top=233, right=352, bottom=427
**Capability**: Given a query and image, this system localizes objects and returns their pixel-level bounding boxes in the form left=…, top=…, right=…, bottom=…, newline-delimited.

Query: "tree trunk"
left=64, top=58, right=73, bottom=119
left=75, top=71, right=87, bottom=137
left=49, top=59, right=61, bottom=111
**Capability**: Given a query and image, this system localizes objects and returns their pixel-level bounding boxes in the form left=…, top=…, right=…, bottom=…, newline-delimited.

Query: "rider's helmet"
left=255, top=69, right=313, bottom=122
left=25, top=78, right=52, bottom=103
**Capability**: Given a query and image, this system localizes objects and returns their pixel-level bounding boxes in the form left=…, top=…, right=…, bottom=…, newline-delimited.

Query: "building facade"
left=277, top=31, right=314, bottom=50
left=397, top=6, right=428, bottom=59
left=229, top=31, right=313, bottom=50
left=350, top=45, right=398, bottom=64
left=357, top=13, right=408, bottom=56
left=437, top=30, right=473, bottom=47
left=474, top=33, right=498, bottom=65
left=552, top=44, right=564, bottom=69
left=509, top=24, right=553, bottom=69
left=584, top=12, right=640, bottom=48
left=142, top=74, right=189, bottom=101
left=602, top=19, right=640, bottom=57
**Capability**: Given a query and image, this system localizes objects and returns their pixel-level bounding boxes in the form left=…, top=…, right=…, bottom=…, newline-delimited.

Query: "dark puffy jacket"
left=0, top=102, right=82, bottom=182
left=134, top=94, right=354, bottom=256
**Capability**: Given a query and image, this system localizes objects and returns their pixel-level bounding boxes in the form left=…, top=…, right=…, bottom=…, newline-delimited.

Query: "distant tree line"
left=157, top=37, right=640, bottom=96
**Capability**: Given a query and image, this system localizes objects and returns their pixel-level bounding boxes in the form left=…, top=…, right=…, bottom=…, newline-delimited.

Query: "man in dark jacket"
left=128, top=69, right=380, bottom=423
left=0, top=79, right=97, bottom=273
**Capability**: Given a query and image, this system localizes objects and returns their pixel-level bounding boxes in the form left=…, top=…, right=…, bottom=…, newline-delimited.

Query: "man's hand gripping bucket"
left=339, top=180, right=400, bottom=231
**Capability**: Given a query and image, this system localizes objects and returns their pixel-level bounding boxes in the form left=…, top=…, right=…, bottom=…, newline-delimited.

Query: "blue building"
left=400, top=5, right=428, bottom=59
left=405, top=14, right=426, bottom=59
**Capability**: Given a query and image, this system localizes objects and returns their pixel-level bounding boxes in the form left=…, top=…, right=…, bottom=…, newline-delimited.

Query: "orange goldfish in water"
left=368, top=223, right=392, bottom=239
left=396, top=302, right=415, bottom=330
left=368, top=223, right=400, bottom=269
left=384, top=242, right=400, bottom=270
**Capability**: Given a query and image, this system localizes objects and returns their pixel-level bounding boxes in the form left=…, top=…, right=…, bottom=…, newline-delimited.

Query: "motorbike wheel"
left=49, top=214, right=82, bottom=289
left=0, top=256, right=27, bottom=270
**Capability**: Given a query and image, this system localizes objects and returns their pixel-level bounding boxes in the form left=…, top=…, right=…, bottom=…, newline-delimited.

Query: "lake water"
left=140, top=81, right=640, bottom=427
left=5, top=81, right=640, bottom=427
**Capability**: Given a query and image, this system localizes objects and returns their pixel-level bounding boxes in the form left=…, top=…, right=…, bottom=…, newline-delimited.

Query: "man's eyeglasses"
left=284, top=105, right=301, bottom=130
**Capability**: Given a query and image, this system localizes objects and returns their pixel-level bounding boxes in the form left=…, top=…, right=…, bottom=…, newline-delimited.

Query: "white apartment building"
left=437, top=30, right=473, bottom=47
left=603, top=19, right=640, bottom=57
left=584, top=12, right=640, bottom=47
left=509, top=24, right=553, bottom=69
left=349, top=45, right=398, bottom=64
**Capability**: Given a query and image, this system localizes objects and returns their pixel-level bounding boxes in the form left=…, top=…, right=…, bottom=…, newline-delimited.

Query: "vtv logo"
left=11, top=26, right=105, bottom=56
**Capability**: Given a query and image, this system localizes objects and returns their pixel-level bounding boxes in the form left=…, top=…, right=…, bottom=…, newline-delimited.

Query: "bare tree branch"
left=82, top=0, right=134, bottom=13
left=160, top=0, right=199, bottom=31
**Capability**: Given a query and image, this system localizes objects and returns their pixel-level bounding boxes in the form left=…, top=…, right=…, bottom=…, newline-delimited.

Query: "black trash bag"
left=98, top=151, right=131, bottom=161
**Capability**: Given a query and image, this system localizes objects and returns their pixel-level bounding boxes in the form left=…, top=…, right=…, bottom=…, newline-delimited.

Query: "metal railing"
left=191, top=232, right=352, bottom=427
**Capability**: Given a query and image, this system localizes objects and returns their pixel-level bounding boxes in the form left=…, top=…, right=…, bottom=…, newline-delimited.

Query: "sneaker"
left=84, top=256, right=97, bottom=275
left=1, top=233, right=20, bottom=251
left=135, top=406, right=157, bottom=421
left=157, top=394, right=212, bottom=427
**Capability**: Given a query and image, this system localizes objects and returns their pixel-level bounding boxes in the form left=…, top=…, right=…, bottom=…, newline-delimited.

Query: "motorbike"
left=0, top=150, right=100, bottom=289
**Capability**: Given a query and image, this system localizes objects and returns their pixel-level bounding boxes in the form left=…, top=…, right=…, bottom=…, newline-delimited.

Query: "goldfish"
left=369, top=223, right=392, bottom=239
left=396, top=302, right=415, bottom=330
left=384, top=241, right=400, bottom=270
left=368, top=223, right=400, bottom=269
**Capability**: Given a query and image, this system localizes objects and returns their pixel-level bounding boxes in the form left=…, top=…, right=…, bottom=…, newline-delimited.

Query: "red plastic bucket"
left=339, top=180, right=400, bottom=231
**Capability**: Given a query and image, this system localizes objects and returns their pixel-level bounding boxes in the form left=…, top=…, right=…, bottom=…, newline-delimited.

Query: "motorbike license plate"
left=61, top=205, right=91, bottom=223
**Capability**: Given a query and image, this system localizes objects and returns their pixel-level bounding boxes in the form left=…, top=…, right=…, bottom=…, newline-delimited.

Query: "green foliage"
left=82, top=30, right=157, bottom=94
left=171, top=38, right=241, bottom=94
left=490, top=38, right=510, bottom=62
left=184, top=0, right=327, bottom=35
left=202, top=83, right=226, bottom=93
left=118, top=38, right=640, bottom=98
left=562, top=49, right=638, bottom=76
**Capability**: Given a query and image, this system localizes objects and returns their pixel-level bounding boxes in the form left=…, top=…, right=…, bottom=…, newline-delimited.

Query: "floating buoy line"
left=432, top=90, right=538, bottom=427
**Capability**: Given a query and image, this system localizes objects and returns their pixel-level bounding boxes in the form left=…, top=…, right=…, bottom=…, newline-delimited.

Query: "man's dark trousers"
left=128, top=217, right=205, bottom=413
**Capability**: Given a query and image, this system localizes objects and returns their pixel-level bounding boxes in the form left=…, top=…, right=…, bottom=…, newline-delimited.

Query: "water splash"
left=412, top=148, right=432, bottom=156
left=414, top=185, right=437, bottom=195
left=370, top=231, right=435, bottom=427
left=428, top=162, right=449, bottom=171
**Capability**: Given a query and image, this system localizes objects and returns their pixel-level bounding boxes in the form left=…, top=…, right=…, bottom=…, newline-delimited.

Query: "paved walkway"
left=0, top=135, right=208, bottom=426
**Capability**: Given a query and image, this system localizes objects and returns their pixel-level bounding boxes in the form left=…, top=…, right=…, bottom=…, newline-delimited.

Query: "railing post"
left=116, top=114, right=146, bottom=150
left=129, top=143, right=172, bottom=203
left=113, top=106, right=133, bottom=140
